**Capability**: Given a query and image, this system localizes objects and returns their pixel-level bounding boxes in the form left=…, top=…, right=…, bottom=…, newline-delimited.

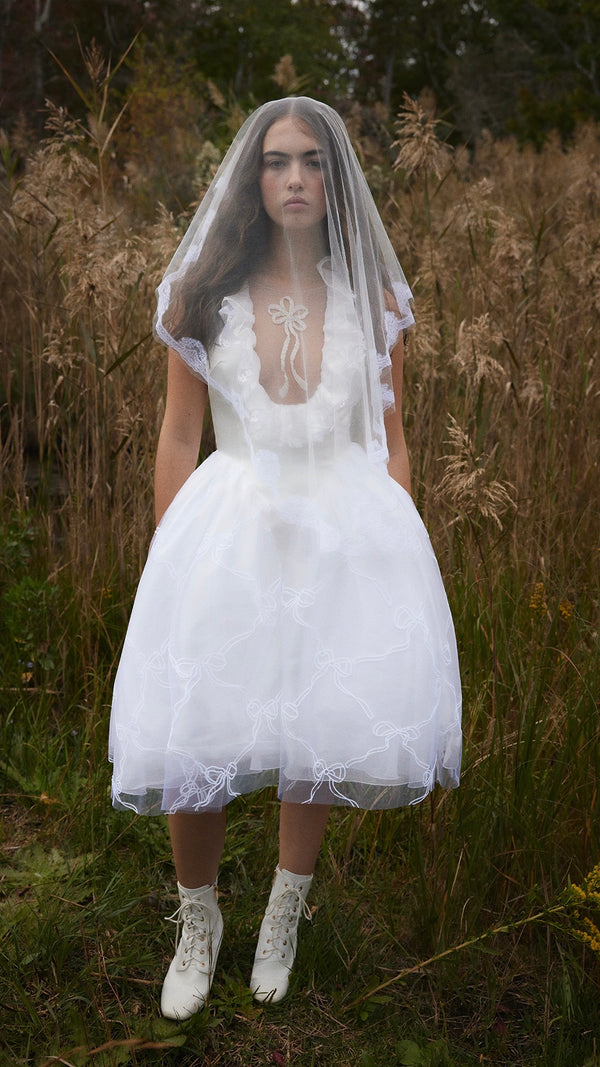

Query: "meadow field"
left=0, top=65, right=599, bottom=1065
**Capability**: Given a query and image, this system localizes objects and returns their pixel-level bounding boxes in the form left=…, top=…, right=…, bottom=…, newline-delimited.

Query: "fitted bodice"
left=207, top=277, right=367, bottom=473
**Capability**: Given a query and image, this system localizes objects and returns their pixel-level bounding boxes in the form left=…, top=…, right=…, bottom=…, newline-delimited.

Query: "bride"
left=109, top=96, right=462, bottom=1018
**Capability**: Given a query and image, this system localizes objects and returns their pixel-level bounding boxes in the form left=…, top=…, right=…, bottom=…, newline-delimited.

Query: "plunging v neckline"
left=244, top=283, right=329, bottom=409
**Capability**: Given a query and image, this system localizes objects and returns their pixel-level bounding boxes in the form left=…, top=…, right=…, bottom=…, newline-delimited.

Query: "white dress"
left=109, top=279, right=462, bottom=813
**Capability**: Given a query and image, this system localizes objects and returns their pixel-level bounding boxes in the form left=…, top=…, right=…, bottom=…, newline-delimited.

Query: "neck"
left=262, top=226, right=327, bottom=288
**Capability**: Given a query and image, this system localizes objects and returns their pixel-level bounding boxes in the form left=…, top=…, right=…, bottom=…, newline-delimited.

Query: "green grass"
left=1, top=523, right=599, bottom=1065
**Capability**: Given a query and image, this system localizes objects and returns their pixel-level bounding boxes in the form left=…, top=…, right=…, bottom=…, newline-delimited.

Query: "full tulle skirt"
left=109, top=446, right=462, bottom=812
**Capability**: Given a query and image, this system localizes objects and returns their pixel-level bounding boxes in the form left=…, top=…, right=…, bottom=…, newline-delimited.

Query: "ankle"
left=276, top=865, right=314, bottom=882
left=178, top=881, right=217, bottom=894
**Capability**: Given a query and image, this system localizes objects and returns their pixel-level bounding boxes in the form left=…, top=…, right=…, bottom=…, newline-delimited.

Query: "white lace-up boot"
left=160, top=882, right=224, bottom=1019
left=250, top=866, right=313, bottom=1004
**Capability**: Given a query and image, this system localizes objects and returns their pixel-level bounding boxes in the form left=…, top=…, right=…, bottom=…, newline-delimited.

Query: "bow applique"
left=267, top=296, right=309, bottom=398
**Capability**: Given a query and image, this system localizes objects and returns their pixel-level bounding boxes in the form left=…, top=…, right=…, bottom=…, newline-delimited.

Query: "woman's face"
left=259, top=116, right=327, bottom=232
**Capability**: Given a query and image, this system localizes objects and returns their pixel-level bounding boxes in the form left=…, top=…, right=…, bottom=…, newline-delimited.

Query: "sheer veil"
left=154, top=97, right=415, bottom=472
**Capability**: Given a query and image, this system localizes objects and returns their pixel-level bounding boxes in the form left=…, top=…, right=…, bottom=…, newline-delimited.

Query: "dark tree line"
left=2, top=0, right=600, bottom=143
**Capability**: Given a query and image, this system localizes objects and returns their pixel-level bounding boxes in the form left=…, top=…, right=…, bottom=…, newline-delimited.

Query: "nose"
left=287, top=159, right=303, bottom=188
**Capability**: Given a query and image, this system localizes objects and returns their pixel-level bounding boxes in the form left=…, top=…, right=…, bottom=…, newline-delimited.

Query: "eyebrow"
left=262, top=149, right=325, bottom=161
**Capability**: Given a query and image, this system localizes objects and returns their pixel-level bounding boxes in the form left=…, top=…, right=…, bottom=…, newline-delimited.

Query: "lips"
left=284, top=197, right=308, bottom=206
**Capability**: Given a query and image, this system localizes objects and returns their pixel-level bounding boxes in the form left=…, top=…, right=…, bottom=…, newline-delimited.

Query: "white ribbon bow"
left=267, top=296, right=309, bottom=398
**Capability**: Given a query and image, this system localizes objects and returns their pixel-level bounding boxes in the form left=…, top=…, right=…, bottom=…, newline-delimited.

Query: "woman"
left=109, top=97, right=462, bottom=1018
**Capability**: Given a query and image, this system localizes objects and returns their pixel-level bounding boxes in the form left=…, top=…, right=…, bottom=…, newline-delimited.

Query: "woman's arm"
left=384, top=332, right=412, bottom=495
left=154, top=349, right=209, bottom=525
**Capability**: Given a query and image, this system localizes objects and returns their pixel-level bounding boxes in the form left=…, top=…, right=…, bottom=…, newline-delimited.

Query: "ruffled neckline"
left=219, top=269, right=363, bottom=400
left=209, top=265, right=366, bottom=448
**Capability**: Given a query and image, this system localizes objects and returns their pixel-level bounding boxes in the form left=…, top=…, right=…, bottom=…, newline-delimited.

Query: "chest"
left=249, top=287, right=327, bottom=405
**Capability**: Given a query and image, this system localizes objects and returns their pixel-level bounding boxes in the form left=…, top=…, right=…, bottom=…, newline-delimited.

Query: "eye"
left=307, top=157, right=327, bottom=173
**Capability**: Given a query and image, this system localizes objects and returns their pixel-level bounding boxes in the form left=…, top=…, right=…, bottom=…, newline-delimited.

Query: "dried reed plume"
left=271, top=55, right=309, bottom=96
left=434, top=416, right=517, bottom=530
left=393, top=91, right=452, bottom=179
left=453, top=314, right=507, bottom=389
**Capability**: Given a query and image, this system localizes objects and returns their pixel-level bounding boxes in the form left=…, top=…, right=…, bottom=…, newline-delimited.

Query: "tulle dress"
left=109, top=273, right=462, bottom=813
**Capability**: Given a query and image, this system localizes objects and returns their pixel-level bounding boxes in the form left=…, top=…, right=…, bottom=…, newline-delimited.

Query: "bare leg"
left=278, top=800, right=331, bottom=876
left=168, top=810, right=226, bottom=887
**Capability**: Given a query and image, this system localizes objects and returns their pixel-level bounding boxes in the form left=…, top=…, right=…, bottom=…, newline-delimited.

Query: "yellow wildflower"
left=579, top=917, right=600, bottom=955
left=583, top=865, right=600, bottom=892
left=569, top=865, right=600, bottom=956
left=529, top=581, right=547, bottom=614
left=568, top=884, right=587, bottom=903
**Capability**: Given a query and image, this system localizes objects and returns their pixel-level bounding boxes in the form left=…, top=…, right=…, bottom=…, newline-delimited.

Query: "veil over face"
left=154, top=97, right=415, bottom=477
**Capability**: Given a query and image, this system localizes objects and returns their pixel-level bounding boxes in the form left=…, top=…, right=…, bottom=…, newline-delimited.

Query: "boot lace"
left=260, top=885, right=312, bottom=962
left=166, top=898, right=217, bottom=972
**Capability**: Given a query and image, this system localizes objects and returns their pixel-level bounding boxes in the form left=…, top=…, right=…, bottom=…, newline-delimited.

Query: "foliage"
left=185, top=0, right=358, bottom=103
left=359, top=0, right=495, bottom=113
left=2, top=0, right=600, bottom=144
left=113, top=38, right=212, bottom=213
left=486, top=0, right=600, bottom=143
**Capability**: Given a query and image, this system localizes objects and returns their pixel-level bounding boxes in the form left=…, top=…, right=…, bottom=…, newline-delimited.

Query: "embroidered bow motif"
left=267, top=296, right=309, bottom=398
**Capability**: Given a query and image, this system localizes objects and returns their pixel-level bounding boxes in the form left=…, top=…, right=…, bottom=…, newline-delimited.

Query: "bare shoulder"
left=167, top=349, right=209, bottom=402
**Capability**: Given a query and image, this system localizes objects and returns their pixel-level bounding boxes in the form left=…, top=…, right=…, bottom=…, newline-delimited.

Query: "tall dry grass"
left=384, top=96, right=599, bottom=931
left=0, top=102, right=184, bottom=687
left=390, top=95, right=599, bottom=578
left=0, top=76, right=598, bottom=1064
left=3, top=94, right=598, bottom=591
